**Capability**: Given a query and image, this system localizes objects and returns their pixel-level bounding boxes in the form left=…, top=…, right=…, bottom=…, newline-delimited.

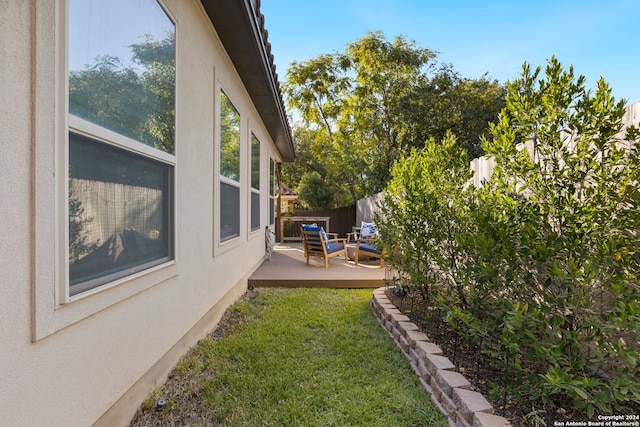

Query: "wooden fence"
left=357, top=102, right=640, bottom=222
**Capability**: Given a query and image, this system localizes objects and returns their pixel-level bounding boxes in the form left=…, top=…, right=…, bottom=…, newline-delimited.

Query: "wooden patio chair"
left=353, top=222, right=384, bottom=266
left=301, top=225, right=348, bottom=267
left=354, top=237, right=384, bottom=266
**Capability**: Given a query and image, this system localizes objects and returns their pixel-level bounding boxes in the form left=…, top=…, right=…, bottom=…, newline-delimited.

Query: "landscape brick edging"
left=371, top=287, right=512, bottom=427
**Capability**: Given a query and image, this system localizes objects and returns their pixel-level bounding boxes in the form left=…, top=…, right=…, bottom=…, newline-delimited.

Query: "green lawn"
left=132, top=288, right=449, bottom=426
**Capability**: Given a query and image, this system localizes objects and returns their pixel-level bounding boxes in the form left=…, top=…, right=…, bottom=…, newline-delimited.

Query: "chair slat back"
left=301, top=229, right=325, bottom=253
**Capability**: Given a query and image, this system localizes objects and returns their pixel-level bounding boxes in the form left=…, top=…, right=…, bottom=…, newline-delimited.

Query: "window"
left=250, top=133, right=261, bottom=231
left=219, top=91, right=241, bottom=242
left=67, top=0, right=175, bottom=296
left=269, top=157, right=276, bottom=225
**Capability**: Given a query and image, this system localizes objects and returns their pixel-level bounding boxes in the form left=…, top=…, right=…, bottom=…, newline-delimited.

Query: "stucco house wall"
left=0, top=1, right=292, bottom=426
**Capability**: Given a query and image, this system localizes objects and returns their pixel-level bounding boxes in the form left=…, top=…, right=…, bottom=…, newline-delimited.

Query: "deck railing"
left=278, top=216, right=330, bottom=242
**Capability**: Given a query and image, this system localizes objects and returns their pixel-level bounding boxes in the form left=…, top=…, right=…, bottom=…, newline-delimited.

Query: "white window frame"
left=249, top=131, right=261, bottom=233
left=216, top=86, right=242, bottom=247
left=32, top=0, right=178, bottom=341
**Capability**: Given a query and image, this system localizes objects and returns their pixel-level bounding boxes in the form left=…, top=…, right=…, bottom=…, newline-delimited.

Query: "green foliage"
left=219, top=91, right=241, bottom=181
left=467, top=57, right=640, bottom=416
left=381, top=57, right=640, bottom=420
left=280, top=126, right=336, bottom=206
left=415, top=69, right=507, bottom=159
left=297, top=171, right=335, bottom=210
left=283, top=31, right=504, bottom=206
left=377, top=132, right=474, bottom=306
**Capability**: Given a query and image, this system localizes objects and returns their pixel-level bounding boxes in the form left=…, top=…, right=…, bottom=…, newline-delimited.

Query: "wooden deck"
left=248, top=243, right=385, bottom=288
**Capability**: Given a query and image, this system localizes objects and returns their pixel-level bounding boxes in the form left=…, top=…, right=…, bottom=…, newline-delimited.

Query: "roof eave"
left=200, top=0, right=295, bottom=162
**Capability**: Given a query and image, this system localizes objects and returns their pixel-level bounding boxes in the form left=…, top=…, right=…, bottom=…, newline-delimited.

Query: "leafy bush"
left=379, top=57, right=640, bottom=423
left=297, top=171, right=335, bottom=209
left=377, top=132, right=474, bottom=305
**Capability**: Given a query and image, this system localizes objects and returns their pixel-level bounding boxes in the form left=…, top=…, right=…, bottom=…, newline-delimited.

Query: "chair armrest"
left=356, top=236, right=378, bottom=247
left=326, top=232, right=339, bottom=239
left=325, top=237, right=346, bottom=246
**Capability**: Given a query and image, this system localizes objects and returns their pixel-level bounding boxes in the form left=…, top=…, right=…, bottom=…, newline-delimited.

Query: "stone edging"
left=371, top=287, right=513, bottom=427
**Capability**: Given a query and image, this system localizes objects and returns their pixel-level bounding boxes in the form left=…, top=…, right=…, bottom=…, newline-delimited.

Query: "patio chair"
left=353, top=221, right=384, bottom=266
left=301, top=224, right=348, bottom=267
left=354, top=237, right=384, bottom=266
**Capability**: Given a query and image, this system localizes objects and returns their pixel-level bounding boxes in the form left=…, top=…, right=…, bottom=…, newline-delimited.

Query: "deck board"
left=248, top=243, right=385, bottom=288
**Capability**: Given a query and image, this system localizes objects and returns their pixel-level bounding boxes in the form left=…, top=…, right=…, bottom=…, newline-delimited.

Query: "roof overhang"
left=200, top=0, right=295, bottom=162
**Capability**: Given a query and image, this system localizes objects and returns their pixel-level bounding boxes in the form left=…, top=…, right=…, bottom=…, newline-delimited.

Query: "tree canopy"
left=282, top=31, right=505, bottom=208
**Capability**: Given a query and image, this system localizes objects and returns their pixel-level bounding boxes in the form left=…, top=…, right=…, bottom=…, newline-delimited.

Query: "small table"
left=346, top=243, right=358, bottom=261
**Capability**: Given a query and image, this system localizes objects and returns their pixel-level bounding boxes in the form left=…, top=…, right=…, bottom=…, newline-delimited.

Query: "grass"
left=131, top=287, right=449, bottom=426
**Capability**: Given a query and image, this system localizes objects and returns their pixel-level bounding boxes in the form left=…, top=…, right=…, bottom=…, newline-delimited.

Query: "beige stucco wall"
left=0, top=1, right=281, bottom=426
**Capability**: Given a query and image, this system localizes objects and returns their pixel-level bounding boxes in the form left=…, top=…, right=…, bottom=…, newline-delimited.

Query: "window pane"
left=269, top=158, right=275, bottom=196
left=220, top=92, right=240, bottom=181
left=68, top=0, right=175, bottom=154
left=69, top=133, right=173, bottom=295
left=269, top=158, right=275, bottom=225
left=220, top=182, right=240, bottom=242
left=269, top=197, right=275, bottom=226
left=251, top=134, right=260, bottom=190
left=251, top=191, right=260, bottom=231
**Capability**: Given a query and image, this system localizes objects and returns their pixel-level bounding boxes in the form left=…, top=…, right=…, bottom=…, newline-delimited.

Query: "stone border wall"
left=371, top=287, right=512, bottom=427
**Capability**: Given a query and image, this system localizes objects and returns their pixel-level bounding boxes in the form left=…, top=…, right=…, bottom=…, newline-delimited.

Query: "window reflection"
left=68, top=0, right=175, bottom=153
left=69, top=134, right=173, bottom=295
left=250, top=134, right=261, bottom=231
left=219, top=91, right=241, bottom=241
left=220, top=92, right=241, bottom=181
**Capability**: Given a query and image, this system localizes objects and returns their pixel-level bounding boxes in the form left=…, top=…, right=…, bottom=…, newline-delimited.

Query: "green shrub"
left=469, top=57, right=640, bottom=418
left=377, top=132, right=474, bottom=305
left=380, top=57, right=640, bottom=422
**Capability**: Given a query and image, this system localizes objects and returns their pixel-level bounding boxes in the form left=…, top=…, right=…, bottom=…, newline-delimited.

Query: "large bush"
left=379, top=57, right=640, bottom=423
left=377, top=132, right=474, bottom=305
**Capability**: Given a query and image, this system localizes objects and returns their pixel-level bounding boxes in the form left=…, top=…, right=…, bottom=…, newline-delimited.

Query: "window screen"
left=69, top=133, right=173, bottom=295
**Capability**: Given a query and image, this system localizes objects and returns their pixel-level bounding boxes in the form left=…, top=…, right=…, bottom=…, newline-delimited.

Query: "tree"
left=283, top=31, right=504, bottom=205
left=285, top=32, right=437, bottom=199
left=281, top=127, right=327, bottom=190
left=297, top=171, right=335, bottom=210
left=341, top=31, right=437, bottom=192
left=407, top=67, right=506, bottom=159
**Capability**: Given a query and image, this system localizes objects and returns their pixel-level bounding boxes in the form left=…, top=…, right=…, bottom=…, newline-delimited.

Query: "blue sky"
left=261, top=0, right=640, bottom=106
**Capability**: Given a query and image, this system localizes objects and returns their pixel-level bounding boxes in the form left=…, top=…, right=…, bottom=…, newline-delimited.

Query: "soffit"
left=200, top=0, right=295, bottom=162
